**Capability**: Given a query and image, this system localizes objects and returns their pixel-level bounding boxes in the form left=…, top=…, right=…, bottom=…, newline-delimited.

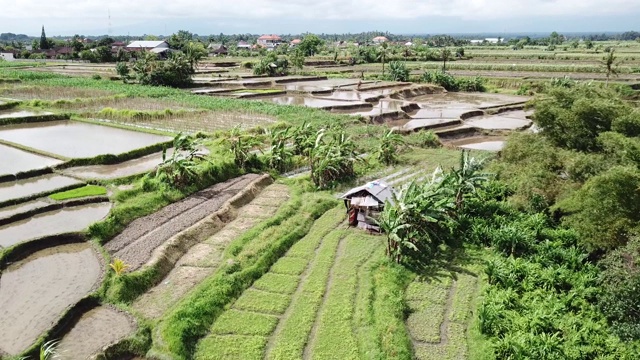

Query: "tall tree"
left=377, top=42, right=390, bottom=77
left=40, top=25, right=49, bottom=50
left=440, top=48, right=452, bottom=72
left=601, top=49, right=622, bottom=85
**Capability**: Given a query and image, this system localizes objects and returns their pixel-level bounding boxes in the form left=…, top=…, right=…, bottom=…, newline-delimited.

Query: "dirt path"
left=57, top=306, right=136, bottom=360
left=132, top=183, right=290, bottom=319
left=0, top=243, right=102, bottom=355
left=438, top=280, right=458, bottom=346
left=106, top=174, right=261, bottom=271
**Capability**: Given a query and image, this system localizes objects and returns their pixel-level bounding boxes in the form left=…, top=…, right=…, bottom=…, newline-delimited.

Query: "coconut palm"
left=377, top=42, right=390, bottom=77
left=600, top=49, right=622, bottom=85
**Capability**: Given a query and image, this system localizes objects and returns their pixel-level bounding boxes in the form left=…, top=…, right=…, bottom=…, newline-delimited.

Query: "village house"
left=257, top=34, right=282, bottom=49
left=126, top=40, right=171, bottom=55
left=0, top=52, right=15, bottom=61
left=341, top=180, right=395, bottom=232
left=289, top=39, right=302, bottom=47
left=207, top=43, right=228, bottom=56
left=372, top=36, right=389, bottom=44
left=237, top=40, right=252, bottom=50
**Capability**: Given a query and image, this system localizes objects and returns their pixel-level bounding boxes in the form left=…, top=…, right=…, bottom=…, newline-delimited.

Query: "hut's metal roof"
left=341, top=180, right=395, bottom=206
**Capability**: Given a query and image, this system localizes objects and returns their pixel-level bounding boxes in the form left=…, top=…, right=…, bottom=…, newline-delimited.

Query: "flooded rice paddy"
left=0, top=202, right=112, bottom=248
left=0, top=199, right=51, bottom=220
left=57, top=306, right=136, bottom=360
left=0, top=120, right=171, bottom=158
left=62, top=151, right=166, bottom=180
left=0, top=144, right=62, bottom=176
left=409, top=92, right=529, bottom=109
left=0, top=174, right=82, bottom=204
left=0, top=110, right=53, bottom=119
left=0, top=243, right=102, bottom=355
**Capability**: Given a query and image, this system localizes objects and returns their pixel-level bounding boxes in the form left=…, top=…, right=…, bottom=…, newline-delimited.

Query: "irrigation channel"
left=0, top=75, right=532, bottom=358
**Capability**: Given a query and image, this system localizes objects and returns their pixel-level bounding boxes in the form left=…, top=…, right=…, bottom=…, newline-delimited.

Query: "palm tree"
left=440, top=48, right=453, bottom=72
left=377, top=42, right=390, bottom=77
left=600, top=49, right=622, bottom=85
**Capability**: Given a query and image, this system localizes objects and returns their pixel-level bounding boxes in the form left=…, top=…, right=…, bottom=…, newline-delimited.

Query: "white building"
left=0, top=53, right=15, bottom=61
left=257, top=34, right=282, bottom=48
left=126, top=41, right=170, bottom=54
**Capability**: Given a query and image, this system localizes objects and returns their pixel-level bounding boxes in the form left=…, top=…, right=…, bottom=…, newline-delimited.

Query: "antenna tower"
left=108, top=8, right=112, bottom=36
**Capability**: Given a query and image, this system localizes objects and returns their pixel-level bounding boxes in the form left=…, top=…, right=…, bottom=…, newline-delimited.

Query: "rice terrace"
left=1, top=9, right=640, bottom=360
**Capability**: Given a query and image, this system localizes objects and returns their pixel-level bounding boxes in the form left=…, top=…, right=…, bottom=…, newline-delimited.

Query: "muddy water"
left=57, top=306, right=136, bottom=359
left=0, top=143, right=62, bottom=176
left=402, top=119, right=462, bottom=132
left=0, top=203, right=112, bottom=248
left=411, top=93, right=529, bottom=109
left=410, top=107, right=478, bottom=119
left=465, top=115, right=532, bottom=130
left=281, top=84, right=333, bottom=92
left=0, top=120, right=171, bottom=158
left=0, top=243, right=102, bottom=355
left=0, top=174, right=82, bottom=203
left=283, top=79, right=365, bottom=89
left=0, top=199, right=51, bottom=220
left=452, top=136, right=507, bottom=151
left=459, top=141, right=505, bottom=151
left=62, top=151, right=166, bottom=180
left=0, top=110, right=53, bottom=119
left=317, top=91, right=381, bottom=101
left=264, top=96, right=369, bottom=109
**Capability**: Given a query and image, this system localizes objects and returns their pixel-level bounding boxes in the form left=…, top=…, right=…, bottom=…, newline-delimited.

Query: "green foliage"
left=612, top=110, right=640, bottom=137
left=115, top=62, right=130, bottom=82
left=266, top=126, right=294, bottom=172
left=290, top=49, right=305, bottom=72
left=556, top=166, right=640, bottom=250
left=599, top=237, right=640, bottom=340
left=132, top=51, right=194, bottom=88
left=469, top=193, right=640, bottom=359
left=309, top=129, right=359, bottom=189
left=376, top=129, right=404, bottom=165
left=298, top=34, right=323, bottom=57
left=421, top=70, right=486, bottom=92
left=155, top=133, right=209, bottom=188
left=253, top=52, right=289, bottom=76
left=39, top=339, right=60, bottom=360
left=217, top=125, right=261, bottom=170
left=532, top=84, right=627, bottom=151
left=388, top=61, right=409, bottom=82
left=49, top=185, right=107, bottom=200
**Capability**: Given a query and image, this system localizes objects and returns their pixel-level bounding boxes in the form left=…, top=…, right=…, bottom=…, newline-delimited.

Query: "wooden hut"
left=340, top=180, right=395, bottom=231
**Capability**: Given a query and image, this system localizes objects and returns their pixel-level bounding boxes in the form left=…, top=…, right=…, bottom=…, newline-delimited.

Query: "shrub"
left=388, top=61, right=409, bottom=82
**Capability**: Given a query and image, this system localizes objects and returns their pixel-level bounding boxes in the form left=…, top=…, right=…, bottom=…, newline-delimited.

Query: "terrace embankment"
left=105, top=173, right=264, bottom=271
left=133, top=183, right=291, bottom=319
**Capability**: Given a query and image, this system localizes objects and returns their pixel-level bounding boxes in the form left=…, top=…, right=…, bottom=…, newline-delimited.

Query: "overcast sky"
left=2, top=0, right=639, bottom=36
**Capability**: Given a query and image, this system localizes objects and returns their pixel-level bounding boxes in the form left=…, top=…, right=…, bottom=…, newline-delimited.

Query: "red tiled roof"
left=258, top=34, right=282, bottom=41
left=290, top=39, right=302, bottom=44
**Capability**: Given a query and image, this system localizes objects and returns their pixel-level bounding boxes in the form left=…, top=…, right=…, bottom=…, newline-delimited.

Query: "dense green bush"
left=599, top=237, right=640, bottom=340
left=421, top=70, right=486, bottom=92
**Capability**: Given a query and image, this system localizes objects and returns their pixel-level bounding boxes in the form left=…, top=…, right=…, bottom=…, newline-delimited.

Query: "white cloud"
left=1, top=0, right=639, bottom=34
